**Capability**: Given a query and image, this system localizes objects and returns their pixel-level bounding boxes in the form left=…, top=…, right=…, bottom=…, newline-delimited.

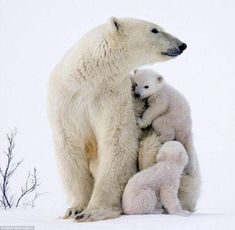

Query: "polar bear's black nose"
left=178, top=43, right=187, bottom=52
left=135, top=93, right=140, bottom=98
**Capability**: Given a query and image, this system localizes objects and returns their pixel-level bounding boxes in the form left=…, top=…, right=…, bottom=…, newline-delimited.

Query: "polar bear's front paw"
left=74, top=208, right=121, bottom=222
left=136, top=117, right=147, bottom=128
left=62, top=206, right=84, bottom=219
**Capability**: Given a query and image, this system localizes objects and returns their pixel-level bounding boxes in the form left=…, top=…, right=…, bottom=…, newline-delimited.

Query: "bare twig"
left=22, top=191, right=45, bottom=208
left=0, top=129, right=42, bottom=209
left=15, top=168, right=40, bottom=207
left=0, top=129, right=18, bottom=209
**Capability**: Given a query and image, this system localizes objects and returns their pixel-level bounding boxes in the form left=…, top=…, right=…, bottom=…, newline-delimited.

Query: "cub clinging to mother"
left=131, top=69, right=197, bottom=176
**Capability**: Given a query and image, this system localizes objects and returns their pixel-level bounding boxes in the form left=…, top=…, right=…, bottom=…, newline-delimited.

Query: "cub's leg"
left=160, top=185, right=190, bottom=216
left=179, top=172, right=201, bottom=212
left=123, top=188, right=163, bottom=215
left=152, top=117, right=175, bottom=143
left=183, top=135, right=198, bottom=176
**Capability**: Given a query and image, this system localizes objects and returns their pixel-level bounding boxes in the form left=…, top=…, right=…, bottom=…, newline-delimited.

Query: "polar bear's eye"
left=151, top=28, right=159, bottom=34
left=144, top=86, right=149, bottom=89
left=135, top=83, right=138, bottom=87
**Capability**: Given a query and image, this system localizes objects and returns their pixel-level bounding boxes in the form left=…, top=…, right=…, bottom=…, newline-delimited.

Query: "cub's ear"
left=109, top=17, right=120, bottom=31
left=128, top=72, right=134, bottom=80
left=133, top=69, right=138, bottom=75
left=130, top=76, right=135, bottom=85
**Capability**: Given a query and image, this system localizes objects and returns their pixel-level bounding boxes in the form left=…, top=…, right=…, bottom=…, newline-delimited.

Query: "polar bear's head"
left=79, top=17, right=187, bottom=76
left=106, top=17, right=187, bottom=67
left=131, top=69, right=164, bottom=99
left=157, top=141, right=188, bottom=167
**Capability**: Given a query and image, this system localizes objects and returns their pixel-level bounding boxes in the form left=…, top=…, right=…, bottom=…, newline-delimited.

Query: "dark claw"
left=75, top=213, right=84, bottom=220
left=69, top=210, right=72, bottom=216
left=162, top=206, right=169, bottom=214
left=74, top=210, right=79, bottom=215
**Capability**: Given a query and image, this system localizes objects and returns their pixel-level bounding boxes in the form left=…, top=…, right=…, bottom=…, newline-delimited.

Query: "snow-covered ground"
left=1, top=209, right=235, bottom=230
left=1, top=0, right=235, bottom=229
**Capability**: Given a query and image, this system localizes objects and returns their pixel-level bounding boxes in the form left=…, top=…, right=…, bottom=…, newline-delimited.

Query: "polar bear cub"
left=131, top=69, right=196, bottom=176
left=122, top=141, right=190, bottom=216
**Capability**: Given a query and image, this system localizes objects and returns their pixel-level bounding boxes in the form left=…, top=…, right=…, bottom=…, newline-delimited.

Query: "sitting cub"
left=131, top=69, right=196, bottom=176
left=122, top=141, right=190, bottom=216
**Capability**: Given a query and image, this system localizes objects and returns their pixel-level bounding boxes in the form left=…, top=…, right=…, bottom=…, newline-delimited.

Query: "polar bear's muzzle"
left=161, top=43, right=187, bottom=57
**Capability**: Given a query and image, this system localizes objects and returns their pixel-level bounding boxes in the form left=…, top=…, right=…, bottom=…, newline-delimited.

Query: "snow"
left=0, top=0, right=235, bottom=229
left=1, top=209, right=234, bottom=230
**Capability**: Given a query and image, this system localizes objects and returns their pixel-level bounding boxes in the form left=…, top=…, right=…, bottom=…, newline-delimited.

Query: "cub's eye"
left=151, top=28, right=159, bottom=34
left=144, top=85, right=149, bottom=89
left=135, top=83, right=138, bottom=87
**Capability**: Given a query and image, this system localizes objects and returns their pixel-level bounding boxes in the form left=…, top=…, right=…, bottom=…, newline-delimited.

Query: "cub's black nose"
left=178, top=43, right=187, bottom=52
left=135, top=93, right=140, bottom=98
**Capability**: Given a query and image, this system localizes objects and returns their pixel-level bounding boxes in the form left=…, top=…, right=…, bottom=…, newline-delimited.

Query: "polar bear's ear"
left=109, top=17, right=120, bottom=31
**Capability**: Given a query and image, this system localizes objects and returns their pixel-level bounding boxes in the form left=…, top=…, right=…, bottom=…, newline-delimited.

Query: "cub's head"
left=107, top=17, right=187, bottom=66
left=130, top=69, right=165, bottom=99
left=157, top=141, right=188, bottom=167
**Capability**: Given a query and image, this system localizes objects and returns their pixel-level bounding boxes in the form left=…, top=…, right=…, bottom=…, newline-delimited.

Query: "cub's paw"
left=136, top=117, right=147, bottom=128
left=184, top=162, right=196, bottom=176
left=74, top=208, right=121, bottom=222
left=62, top=206, right=84, bottom=219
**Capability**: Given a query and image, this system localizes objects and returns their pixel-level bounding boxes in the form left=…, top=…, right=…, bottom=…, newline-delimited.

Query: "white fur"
left=48, top=17, right=185, bottom=222
left=132, top=69, right=197, bottom=176
left=122, top=141, right=190, bottom=216
left=131, top=77, right=201, bottom=212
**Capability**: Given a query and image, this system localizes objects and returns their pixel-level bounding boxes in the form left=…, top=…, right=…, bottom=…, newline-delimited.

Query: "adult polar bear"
left=48, top=17, right=196, bottom=222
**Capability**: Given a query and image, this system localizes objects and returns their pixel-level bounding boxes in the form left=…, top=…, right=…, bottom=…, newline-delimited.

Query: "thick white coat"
left=48, top=17, right=186, bottom=221
left=123, top=141, right=190, bottom=216
left=132, top=69, right=198, bottom=175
